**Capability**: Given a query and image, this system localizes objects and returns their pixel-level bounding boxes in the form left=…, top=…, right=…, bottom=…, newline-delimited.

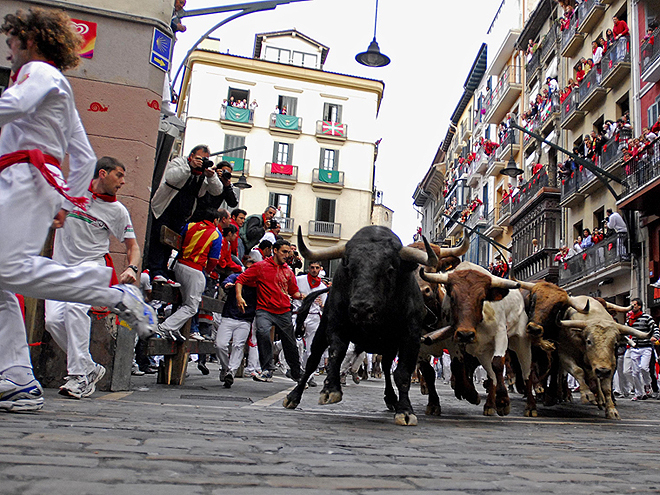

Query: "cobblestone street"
left=2, top=365, right=660, bottom=494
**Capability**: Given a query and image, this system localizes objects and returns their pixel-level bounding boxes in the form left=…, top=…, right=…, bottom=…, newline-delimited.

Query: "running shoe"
left=84, top=364, right=106, bottom=397
left=131, top=364, right=146, bottom=376
left=111, top=284, right=157, bottom=339
left=223, top=372, right=234, bottom=389
left=0, top=377, right=44, bottom=412
left=253, top=370, right=273, bottom=382
left=152, top=275, right=181, bottom=288
left=59, top=375, right=87, bottom=399
left=189, top=332, right=205, bottom=341
left=197, top=362, right=210, bottom=375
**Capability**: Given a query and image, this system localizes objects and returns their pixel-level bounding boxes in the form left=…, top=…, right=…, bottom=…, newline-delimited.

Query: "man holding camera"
left=191, top=160, right=238, bottom=222
left=148, top=145, right=223, bottom=284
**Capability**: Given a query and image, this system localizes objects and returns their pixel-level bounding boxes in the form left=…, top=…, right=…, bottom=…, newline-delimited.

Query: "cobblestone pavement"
left=2, top=363, right=660, bottom=494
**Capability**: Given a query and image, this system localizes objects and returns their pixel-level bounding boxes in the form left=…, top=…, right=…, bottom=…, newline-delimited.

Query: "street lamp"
left=356, top=0, right=390, bottom=67
left=501, top=129, right=523, bottom=177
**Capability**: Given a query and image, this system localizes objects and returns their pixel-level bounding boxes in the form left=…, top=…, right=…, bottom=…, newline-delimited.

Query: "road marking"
left=97, top=391, right=133, bottom=400
left=247, top=387, right=295, bottom=408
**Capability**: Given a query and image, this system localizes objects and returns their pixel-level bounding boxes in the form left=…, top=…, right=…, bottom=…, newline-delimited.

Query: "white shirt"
left=607, top=212, right=628, bottom=233
left=593, top=46, right=604, bottom=65
left=53, top=193, right=135, bottom=266
left=0, top=61, right=96, bottom=206
left=259, top=231, right=277, bottom=245
left=293, top=274, right=327, bottom=316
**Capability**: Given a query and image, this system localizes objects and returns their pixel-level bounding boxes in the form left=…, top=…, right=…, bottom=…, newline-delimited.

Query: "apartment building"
left=177, top=30, right=384, bottom=275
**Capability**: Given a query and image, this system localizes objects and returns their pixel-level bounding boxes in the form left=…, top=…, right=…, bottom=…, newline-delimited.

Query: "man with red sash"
left=0, top=8, right=155, bottom=412
left=293, top=261, right=328, bottom=387
left=46, top=157, right=139, bottom=399
left=158, top=210, right=223, bottom=341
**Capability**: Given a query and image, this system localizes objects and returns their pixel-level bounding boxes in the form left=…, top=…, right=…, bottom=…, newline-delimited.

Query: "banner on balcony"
left=319, top=169, right=340, bottom=183
left=271, top=163, right=293, bottom=175
left=275, top=114, right=299, bottom=129
left=225, top=107, right=250, bottom=123
left=222, top=156, right=244, bottom=172
left=321, top=121, right=345, bottom=137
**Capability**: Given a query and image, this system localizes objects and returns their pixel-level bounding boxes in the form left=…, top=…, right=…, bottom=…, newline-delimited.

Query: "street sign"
left=150, top=28, right=172, bottom=72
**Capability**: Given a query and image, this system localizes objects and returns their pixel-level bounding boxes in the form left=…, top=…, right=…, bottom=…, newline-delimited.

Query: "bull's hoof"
left=282, top=395, right=299, bottom=409
left=384, top=400, right=396, bottom=412
left=319, top=390, right=342, bottom=405
left=581, top=391, right=597, bottom=405
left=420, top=383, right=428, bottom=395
left=496, top=404, right=511, bottom=416
left=524, top=408, right=538, bottom=418
left=425, top=403, right=441, bottom=416
left=465, top=390, right=481, bottom=406
left=394, top=412, right=418, bottom=426
left=606, top=407, right=620, bottom=420
left=483, top=406, right=496, bottom=416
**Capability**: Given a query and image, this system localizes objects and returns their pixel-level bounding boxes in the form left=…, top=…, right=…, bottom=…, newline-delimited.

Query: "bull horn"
left=419, top=267, right=449, bottom=285
left=616, top=323, right=654, bottom=339
left=400, top=236, right=438, bottom=267
left=515, top=280, right=536, bottom=291
left=437, top=234, right=470, bottom=258
left=489, top=275, right=520, bottom=290
left=559, top=320, right=589, bottom=330
left=568, top=296, right=590, bottom=314
left=297, top=226, right=346, bottom=261
left=605, top=302, right=632, bottom=313
left=422, top=325, right=453, bottom=345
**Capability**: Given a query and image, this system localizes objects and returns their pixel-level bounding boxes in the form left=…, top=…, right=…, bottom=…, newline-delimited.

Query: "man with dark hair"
left=157, top=209, right=223, bottom=341
left=230, top=208, right=247, bottom=262
left=236, top=239, right=303, bottom=382
left=241, top=205, right=277, bottom=252
left=191, top=160, right=238, bottom=222
left=626, top=298, right=659, bottom=400
left=148, top=145, right=223, bottom=285
left=0, top=8, right=155, bottom=412
left=46, top=157, right=139, bottom=399
left=250, top=239, right=273, bottom=262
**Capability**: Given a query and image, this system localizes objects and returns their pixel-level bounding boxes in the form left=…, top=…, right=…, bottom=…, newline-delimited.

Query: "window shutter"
left=269, top=192, right=276, bottom=208
left=272, top=142, right=279, bottom=163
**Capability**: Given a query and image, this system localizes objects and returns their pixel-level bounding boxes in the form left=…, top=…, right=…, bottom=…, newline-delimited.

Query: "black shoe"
left=223, top=373, right=234, bottom=388
left=308, top=377, right=317, bottom=387
left=142, top=366, right=159, bottom=375
left=198, top=362, right=210, bottom=375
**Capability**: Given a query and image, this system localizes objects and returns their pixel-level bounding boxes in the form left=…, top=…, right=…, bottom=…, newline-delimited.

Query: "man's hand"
left=203, top=167, right=215, bottom=177
left=118, top=268, right=137, bottom=284
left=292, top=291, right=303, bottom=300
left=52, top=209, right=68, bottom=229
left=189, top=155, right=203, bottom=169
left=236, top=294, right=246, bottom=313
left=652, top=337, right=659, bottom=344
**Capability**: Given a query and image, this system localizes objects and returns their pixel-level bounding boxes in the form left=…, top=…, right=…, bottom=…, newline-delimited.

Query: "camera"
left=221, top=169, right=232, bottom=181
left=199, top=157, right=214, bottom=170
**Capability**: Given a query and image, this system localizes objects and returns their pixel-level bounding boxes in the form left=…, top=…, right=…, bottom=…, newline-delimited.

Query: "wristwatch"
left=128, top=265, right=139, bottom=274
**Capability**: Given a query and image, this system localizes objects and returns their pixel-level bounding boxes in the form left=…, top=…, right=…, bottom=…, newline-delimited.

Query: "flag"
left=271, top=163, right=293, bottom=175
left=321, top=121, right=346, bottom=137
left=225, top=107, right=250, bottom=123
left=71, top=19, right=97, bottom=59
left=319, top=169, right=340, bottom=183
left=275, top=114, right=300, bottom=130
left=222, top=156, right=244, bottom=172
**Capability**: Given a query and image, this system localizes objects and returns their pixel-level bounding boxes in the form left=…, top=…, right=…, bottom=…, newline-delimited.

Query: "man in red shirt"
left=236, top=239, right=303, bottom=382
left=613, top=15, right=629, bottom=40
left=230, top=208, right=247, bottom=262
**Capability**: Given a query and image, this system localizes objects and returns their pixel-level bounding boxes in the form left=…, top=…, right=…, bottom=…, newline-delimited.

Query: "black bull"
left=283, top=225, right=438, bottom=425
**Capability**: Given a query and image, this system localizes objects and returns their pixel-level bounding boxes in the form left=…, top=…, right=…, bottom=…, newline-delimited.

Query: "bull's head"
left=420, top=268, right=520, bottom=344
left=297, top=226, right=438, bottom=326
left=517, top=280, right=589, bottom=339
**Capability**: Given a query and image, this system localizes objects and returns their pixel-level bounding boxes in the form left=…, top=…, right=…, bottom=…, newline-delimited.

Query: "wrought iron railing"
left=484, top=65, right=522, bottom=117
left=578, top=66, right=601, bottom=102
left=561, top=12, right=579, bottom=51
left=559, top=233, right=628, bottom=285
left=601, top=36, right=630, bottom=81
left=641, top=27, right=660, bottom=74
left=560, top=89, right=580, bottom=124
left=308, top=220, right=341, bottom=238
left=620, top=137, right=660, bottom=198
left=540, top=23, right=558, bottom=60
left=511, top=167, right=549, bottom=215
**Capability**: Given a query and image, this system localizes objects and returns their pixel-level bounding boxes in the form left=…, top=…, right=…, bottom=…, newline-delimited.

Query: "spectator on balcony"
left=592, top=228, right=604, bottom=244
left=526, top=39, right=538, bottom=63
left=498, top=122, right=508, bottom=143
left=605, top=28, right=616, bottom=50
left=483, top=138, right=499, bottom=156
left=546, top=77, right=559, bottom=99
left=606, top=208, right=627, bottom=234
left=603, top=120, right=616, bottom=140
left=584, top=58, right=594, bottom=75
left=557, top=161, right=571, bottom=179
left=612, top=15, right=629, bottom=40
left=221, top=99, right=228, bottom=119
left=581, top=229, right=594, bottom=249
left=575, top=60, right=586, bottom=84
left=249, top=99, right=258, bottom=119
left=560, top=5, right=574, bottom=31
left=573, top=237, right=583, bottom=254
left=532, top=239, right=540, bottom=254
left=531, top=163, right=544, bottom=175
left=592, top=40, right=604, bottom=73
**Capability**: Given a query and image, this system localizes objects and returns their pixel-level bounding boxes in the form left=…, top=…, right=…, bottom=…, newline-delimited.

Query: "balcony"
left=315, top=120, right=347, bottom=143
left=264, top=162, right=298, bottom=187
left=467, top=148, right=488, bottom=187
left=539, top=95, right=560, bottom=134
left=220, top=106, right=253, bottom=129
left=618, top=138, right=660, bottom=213
left=540, top=24, right=558, bottom=63
left=497, top=197, right=512, bottom=227
left=561, top=13, right=585, bottom=58
left=599, top=135, right=625, bottom=171
left=560, top=90, right=584, bottom=130
left=576, top=0, right=606, bottom=35
left=278, top=217, right=295, bottom=235
left=308, top=220, right=341, bottom=239
left=484, top=206, right=504, bottom=238
left=498, top=129, right=520, bottom=160
left=442, top=179, right=469, bottom=239
left=559, top=233, right=630, bottom=287
left=601, top=36, right=630, bottom=89
left=465, top=204, right=487, bottom=230
left=511, top=167, right=549, bottom=216
left=312, top=168, right=345, bottom=190
left=577, top=68, right=606, bottom=112
left=269, top=113, right=302, bottom=135
left=220, top=157, right=250, bottom=175
left=485, top=152, right=504, bottom=177
left=641, top=27, right=660, bottom=83
left=484, top=65, right=522, bottom=125
left=459, top=119, right=473, bottom=143
left=559, top=167, right=585, bottom=208
left=522, top=115, right=539, bottom=152
left=526, top=49, right=541, bottom=87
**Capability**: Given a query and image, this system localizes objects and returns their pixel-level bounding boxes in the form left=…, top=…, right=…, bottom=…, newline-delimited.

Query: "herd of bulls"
left=282, top=226, right=652, bottom=426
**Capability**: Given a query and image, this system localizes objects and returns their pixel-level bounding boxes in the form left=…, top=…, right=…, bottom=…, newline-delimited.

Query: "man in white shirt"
left=46, top=157, right=140, bottom=399
left=0, top=9, right=155, bottom=412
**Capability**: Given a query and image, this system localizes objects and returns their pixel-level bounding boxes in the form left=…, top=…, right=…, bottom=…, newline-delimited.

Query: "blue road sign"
left=150, top=28, right=172, bottom=72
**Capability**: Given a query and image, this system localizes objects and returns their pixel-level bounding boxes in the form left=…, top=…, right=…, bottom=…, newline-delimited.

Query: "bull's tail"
left=294, top=287, right=331, bottom=337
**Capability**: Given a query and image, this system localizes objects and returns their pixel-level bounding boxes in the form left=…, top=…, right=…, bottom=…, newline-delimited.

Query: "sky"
left=171, top=0, right=521, bottom=243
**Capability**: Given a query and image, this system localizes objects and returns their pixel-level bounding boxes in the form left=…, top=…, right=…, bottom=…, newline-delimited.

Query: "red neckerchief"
left=89, top=183, right=116, bottom=202
left=262, top=213, right=269, bottom=228
left=628, top=310, right=642, bottom=326
left=307, top=273, right=321, bottom=289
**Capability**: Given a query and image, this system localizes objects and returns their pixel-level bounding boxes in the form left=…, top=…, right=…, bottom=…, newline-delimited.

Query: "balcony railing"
left=601, top=36, right=630, bottom=87
left=539, top=94, right=560, bottom=130
left=561, top=12, right=580, bottom=54
left=221, top=106, right=254, bottom=125
left=620, top=137, right=660, bottom=199
left=312, top=168, right=344, bottom=187
left=576, top=0, right=605, bottom=34
left=522, top=114, right=539, bottom=148
left=578, top=66, right=603, bottom=106
left=560, top=89, right=582, bottom=128
left=315, top=120, right=347, bottom=140
left=497, top=196, right=512, bottom=226
left=265, top=162, right=298, bottom=181
left=599, top=135, right=625, bottom=170
left=511, top=167, right=549, bottom=215
left=278, top=217, right=295, bottom=234
left=641, top=27, right=660, bottom=75
left=526, top=48, right=541, bottom=77
left=308, top=220, right=341, bottom=238
left=559, top=233, right=628, bottom=285
left=465, top=204, right=486, bottom=230
left=484, top=65, right=522, bottom=122
left=540, top=24, right=558, bottom=61
left=498, top=128, right=519, bottom=158
left=270, top=113, right=302, bottom=132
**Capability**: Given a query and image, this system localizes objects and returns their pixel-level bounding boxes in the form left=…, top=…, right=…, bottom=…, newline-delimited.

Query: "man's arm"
left=118, top=237, right=140, bottom=284
left=235, top=281, right=246, bottom=313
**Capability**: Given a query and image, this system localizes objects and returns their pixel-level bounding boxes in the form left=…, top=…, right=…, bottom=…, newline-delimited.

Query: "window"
left=273, top=142, right=293, bottom=164
left=316, top=198, right=336, bottom=223
left=0, top=67, right=10, bottom=95
left=323, top=103, right=342, bottom=123
left=223, top=135, right=245, bottom=158
left=593, top=207, right=605, bottom=230
left=265, top=46, right=291, bottom=64
left=573, top=220, right=583, bottom=242
left=227, top=87, right=249, bottom=107
left=268, top=192, right=291, bottom=218
left=292, top=51, right=318, bottom=68
left=319, top=148, right=338, bottom=170
left=648, top=94, right=660, bottom=128
left=277, top=95, right=298, bottom=116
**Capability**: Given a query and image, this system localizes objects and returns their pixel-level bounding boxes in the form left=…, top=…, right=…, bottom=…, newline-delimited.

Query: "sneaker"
left=350, top=370, right=361, bottom=384
left=153, top=275, right=181, bottom=288
left=189, top=332, right=205, bottom=341
left=0, top=377, right=44, bottom=412
left=197, top=362, right=210, bottom=375
left=84, top=364, right=106, bottom=397
left=253, top=370, right=273, bottom=382
left=308, top=377, right=317, bottom=387
left=223, top=372, right=234, bottom=389
left=111, top=284, right=157, bottom=339
left=59, top=375, right=88, bottom=399
left=631, top=396, right=641, bottom=401
left=131, top=365, right=145, bottom=376
left=158, top=324, right=185, bottom=342
left=244, top=370, right=259, bottom=378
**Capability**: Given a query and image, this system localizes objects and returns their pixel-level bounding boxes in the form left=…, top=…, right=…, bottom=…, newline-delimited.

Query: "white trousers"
left=628, top=347, right=653, bottom=397
left=215, top=317, right=251, bottom=375
left=301, top=314, right=321, bottom=369
left=45, top=299, right=95, bottom=376
left=0, top=163, right=118, bottom=373
left=161, top=263, right=205, bottom=332
left=340, top=343, right=366, bottom=375
left=613, top=353, right=632, bottom=395
left=245, top=326, right=261, bottom=374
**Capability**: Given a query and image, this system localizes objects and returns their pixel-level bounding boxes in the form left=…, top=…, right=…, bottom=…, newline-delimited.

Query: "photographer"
left=191, top=160, right=238, bottom=222
left=147, top=145, right=223, bottom=284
